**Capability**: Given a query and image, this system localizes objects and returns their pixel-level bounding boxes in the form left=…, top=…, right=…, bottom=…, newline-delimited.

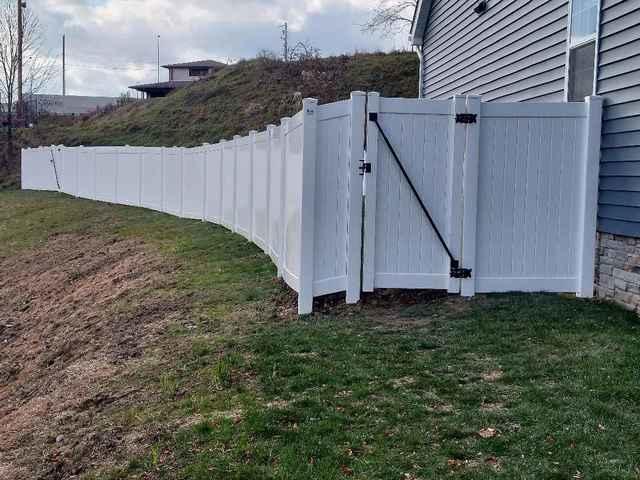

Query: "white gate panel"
left=204, top=145, right=223, bottom=223
left=473, top=103, right=588, bottom=293
left=221, top=140, right=236, bottom=230
left=268, top=126, right=283, bottom=264
left=116, top=149, right=142, bottom=206
left=252, top=131, right=269, bottom=251
left=364, top=96, right=456, bottom=291
left=182, top=147, right=205, bottom=220
left=94, top=149, right=117, bottom=203
left=313, top=101, right=351, bottom=296
left=141, top=148, right=163, bottom=211
left=235, top=135, right=253, bottom=238
left=163, top=149, right=182, bottom=216
left=77, top=148, right=95, bottom=199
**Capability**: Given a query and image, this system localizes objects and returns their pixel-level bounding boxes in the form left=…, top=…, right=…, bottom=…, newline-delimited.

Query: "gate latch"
left=455, top=113, right=477, bottom=124
left=359, top=161, right=372, bottom=175
left=450, top=260, right=472, bottom=279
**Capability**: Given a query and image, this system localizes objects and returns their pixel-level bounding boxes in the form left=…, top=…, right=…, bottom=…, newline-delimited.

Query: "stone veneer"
left=596, top=232, right=640, bottom=313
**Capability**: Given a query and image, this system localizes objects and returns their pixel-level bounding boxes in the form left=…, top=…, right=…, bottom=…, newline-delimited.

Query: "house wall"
left=170, top=68, right=194, bottom=82
left=594, top=0, right=640, bottom=313
left=169, top=67, right=211, bottom=82
left=596, top=0, right=640, bottom=238
left=596, top=233, right=640, bottom=312
left=420, top=0, right=570, bottom=102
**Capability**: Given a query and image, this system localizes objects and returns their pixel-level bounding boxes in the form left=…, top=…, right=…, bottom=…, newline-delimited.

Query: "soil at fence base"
left=0, top=234, right=184, bottom=480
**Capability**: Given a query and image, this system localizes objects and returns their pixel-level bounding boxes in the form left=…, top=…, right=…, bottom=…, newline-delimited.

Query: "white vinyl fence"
left=22, top=92, right=603, bottom=313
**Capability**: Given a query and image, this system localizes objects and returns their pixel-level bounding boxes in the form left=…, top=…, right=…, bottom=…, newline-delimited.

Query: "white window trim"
left=563, top=0, right=602, bottom=102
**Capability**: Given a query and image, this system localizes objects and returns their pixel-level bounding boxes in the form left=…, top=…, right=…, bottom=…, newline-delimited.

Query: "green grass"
left=3, top=191, right=640, bottom=480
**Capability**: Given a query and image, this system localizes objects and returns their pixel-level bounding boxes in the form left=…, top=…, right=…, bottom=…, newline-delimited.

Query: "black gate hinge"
left=359, top=160, right=371, bottom=175
left=450, top=260, right=472, bottom=279
left=455, top=113, right=477, bottom=124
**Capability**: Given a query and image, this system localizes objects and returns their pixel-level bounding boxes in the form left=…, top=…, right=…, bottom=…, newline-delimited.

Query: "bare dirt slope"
left=0, top=234, right=182, bottom=479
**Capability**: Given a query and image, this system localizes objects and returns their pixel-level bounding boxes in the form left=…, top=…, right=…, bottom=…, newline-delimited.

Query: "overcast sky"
left=29, top=0, right=411, bottom=97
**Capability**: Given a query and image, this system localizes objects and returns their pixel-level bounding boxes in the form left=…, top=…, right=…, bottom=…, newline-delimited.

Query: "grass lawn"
left=1, top=190, right=639, bottom=480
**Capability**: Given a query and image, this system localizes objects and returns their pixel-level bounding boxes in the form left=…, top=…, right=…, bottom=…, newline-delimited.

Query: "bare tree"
left=288, top=41, right=320, bottom=62
left=362, top=0, right=418, bottom=37
left=0, top=0, right=55, bottom=172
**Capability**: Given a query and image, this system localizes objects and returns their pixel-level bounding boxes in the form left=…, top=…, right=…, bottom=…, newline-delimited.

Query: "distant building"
left=27, top=94, right=122, bottom=116
left=130, top=60, right=226, bottom=98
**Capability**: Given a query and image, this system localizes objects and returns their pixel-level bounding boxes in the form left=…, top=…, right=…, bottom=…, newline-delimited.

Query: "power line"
left=62, top=61, right=157, bottom=72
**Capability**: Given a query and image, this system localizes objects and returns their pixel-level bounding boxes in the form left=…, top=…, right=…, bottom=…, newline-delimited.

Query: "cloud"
left=28, top=0, right=411, bottom=96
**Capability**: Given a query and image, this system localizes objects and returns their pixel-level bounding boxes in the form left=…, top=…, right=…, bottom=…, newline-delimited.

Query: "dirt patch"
left=0, top=234, right=183, bottom=480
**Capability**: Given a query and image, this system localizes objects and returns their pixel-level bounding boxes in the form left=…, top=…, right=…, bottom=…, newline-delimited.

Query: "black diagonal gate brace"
left=49, top=148, right=61, bottom=191
left=368, top=112, right=471, bottom=279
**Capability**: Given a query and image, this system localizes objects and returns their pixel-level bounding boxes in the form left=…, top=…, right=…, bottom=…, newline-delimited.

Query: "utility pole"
left=280, top=22, right=288, bottom=62
left=17, top=0, right=26, bottom=123
left=62, top=34, right=66, bottom=96
left=157, top=35, right=160, bottom=83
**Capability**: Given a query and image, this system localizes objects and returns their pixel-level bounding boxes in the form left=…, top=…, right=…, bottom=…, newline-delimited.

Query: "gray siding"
left=597, top=0, right=640, bottom=237
left=421, top=0, right=570, bottom=102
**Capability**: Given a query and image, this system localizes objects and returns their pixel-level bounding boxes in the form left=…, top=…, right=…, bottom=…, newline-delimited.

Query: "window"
left=568, top=41, right=596, bottom=101
left=189, top=67, right=209, bottom=77
left=570, top=0, right=599, bottom=45
left=566, top=0, right=599, bottom=101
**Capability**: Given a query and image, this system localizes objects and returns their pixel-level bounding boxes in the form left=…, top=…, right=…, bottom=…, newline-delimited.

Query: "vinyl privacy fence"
left=22, top=92, right=603, bottom=314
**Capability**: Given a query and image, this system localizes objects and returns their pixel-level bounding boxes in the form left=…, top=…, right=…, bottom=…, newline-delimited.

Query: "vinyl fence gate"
left=21, top=92, right=602, bottom=314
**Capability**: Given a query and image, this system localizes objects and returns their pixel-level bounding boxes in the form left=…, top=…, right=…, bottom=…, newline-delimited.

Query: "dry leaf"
left=340, top=465, right=354, bottom=476
left=478, top=427, right=497, bottom=438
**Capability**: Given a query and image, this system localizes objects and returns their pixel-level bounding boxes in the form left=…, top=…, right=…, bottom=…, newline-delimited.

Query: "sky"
left=29, top=0, right=413, bottom=97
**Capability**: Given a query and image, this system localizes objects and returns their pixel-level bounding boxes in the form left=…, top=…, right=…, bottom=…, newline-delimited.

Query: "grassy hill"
left=22, top=51, right=418, bottom=148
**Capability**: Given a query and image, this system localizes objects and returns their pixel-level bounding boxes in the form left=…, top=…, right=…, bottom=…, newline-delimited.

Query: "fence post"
left=362, top=92, right=380, bottom=293
left=346, top=91, right=366, bottom=304
left=75, top=146, right=81, bottom=198
left=92, top=147, right=97, bottom=201
left=248, top=130, right=257, bottom=239
left=217, top=140, right=225, bottom=224
left=232, top=135, right=241, bottom=233
left=201, top=144, right=209, bottom=221
left=179, top=147, right=185, bottom=217
left=160, top=147, right=165, bottom=212
left=460, top=96, right=481, bottom=297
left=298, top=99, right=319, bottom=315
left=278, top=118, right=290, bottom=280
left=447, top=96, right=466, bottom=294
left=114, top=147, right=120, bottom=204
left=576, top=96, right=603, bottom=298
left=266, top=125, right=277, bottom=250
left=137, top=148, right=143, bottom=207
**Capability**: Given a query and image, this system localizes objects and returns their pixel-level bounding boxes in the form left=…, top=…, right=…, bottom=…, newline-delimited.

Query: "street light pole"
left=17, top=0, right=26, bottom=123
left=157, top=34, right=160, bottom=84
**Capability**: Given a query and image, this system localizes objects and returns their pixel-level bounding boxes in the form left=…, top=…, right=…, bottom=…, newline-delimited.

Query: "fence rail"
left=22, top=92, right=602, bottom=313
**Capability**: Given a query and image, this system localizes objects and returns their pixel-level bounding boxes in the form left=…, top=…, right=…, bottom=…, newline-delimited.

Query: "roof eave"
left=410, top=0, right=433, bottom=46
